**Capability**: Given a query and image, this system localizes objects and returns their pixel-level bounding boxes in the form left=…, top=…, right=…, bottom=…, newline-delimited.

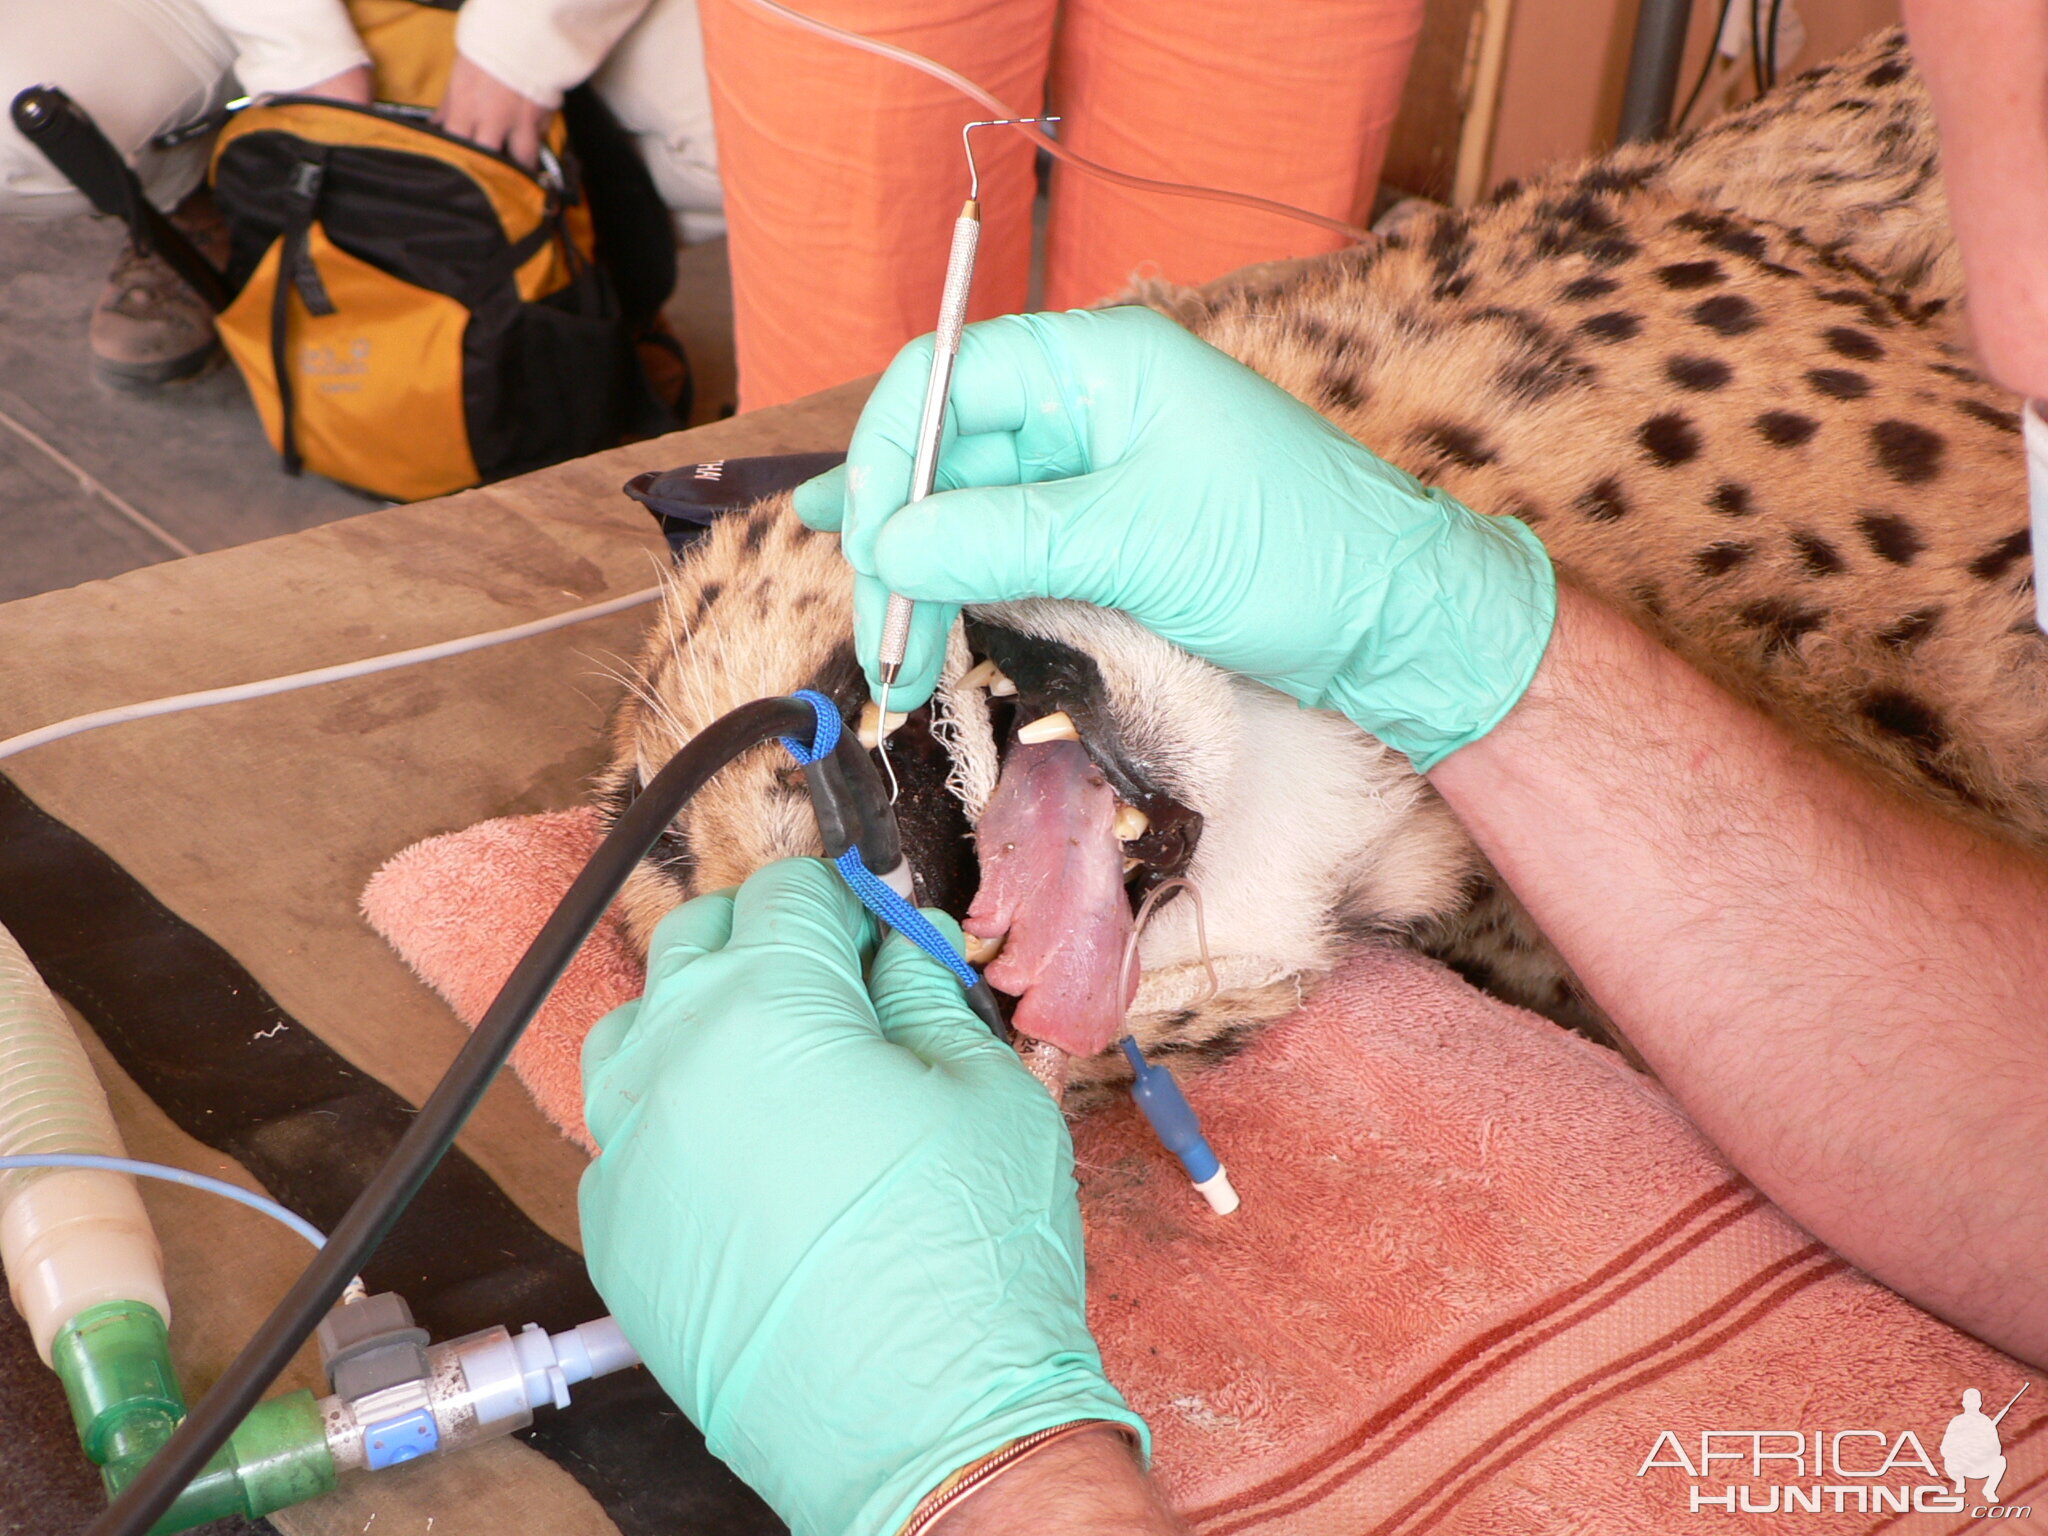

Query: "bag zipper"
left=254, top=95, right=568, bottom=195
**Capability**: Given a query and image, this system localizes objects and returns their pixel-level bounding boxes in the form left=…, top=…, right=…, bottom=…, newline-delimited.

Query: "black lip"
left=882, top=702, right=979, bottom=913
left=965, top=619, right=1204, bottom=901
left=799, top=621, right=1208, bottom=931
left=801, top=641, right=978, bottom=917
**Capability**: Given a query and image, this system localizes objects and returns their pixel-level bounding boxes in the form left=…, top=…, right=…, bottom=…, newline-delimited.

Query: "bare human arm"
left=1900, top=0, right=2048, bottom=399
left=1431, top=582, right=2048, bottom=1366
left=930, top=1428, right=1181, bottom=1536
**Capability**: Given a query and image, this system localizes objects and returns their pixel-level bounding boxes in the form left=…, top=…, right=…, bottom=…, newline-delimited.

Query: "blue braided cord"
left=780, top=689, right=842, bottom=764
left=776, top=690, right=979, bottom=990
left=834, top=847, right=982, bottom=992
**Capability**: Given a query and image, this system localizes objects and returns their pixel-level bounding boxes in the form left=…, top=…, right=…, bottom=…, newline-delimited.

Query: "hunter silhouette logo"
left=1944, top=1386, right=2029, bottom=1505
left=1636, top=1382, right=2035, bottom=1518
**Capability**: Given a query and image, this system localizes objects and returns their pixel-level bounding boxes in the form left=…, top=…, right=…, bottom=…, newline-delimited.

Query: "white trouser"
left=0, top=0, right=723, bottom=237
left=585, top=0, right=722, bottom=242
left=0, top=0, right=240, bottom=215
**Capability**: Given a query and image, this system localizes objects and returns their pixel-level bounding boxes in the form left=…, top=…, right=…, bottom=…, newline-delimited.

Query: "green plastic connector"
left=52, top=1301, right=183, bottom=1467
left=105, top=1388, right=335, bottom=1534
left=52, top=1299, right=337, bottom=1534
left=216, top=1388, right=335, bottom=1518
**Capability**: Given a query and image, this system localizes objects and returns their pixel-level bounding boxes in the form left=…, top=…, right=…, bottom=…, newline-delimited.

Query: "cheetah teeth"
left=1016, top=710, right=1079, bottom=745
left=857, top=701, right=907, bottom=750
left=964, top=931, right=1005, bottom=965
left=1113, top=804, right=1149, bottom=842
left=960, top=658, right=1013, bottom=694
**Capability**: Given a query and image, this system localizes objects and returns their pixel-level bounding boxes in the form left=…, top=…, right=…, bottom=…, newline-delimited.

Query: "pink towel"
left=365, top=810, right=2046, bottom=1532
left=362, top=808, right=641, bottom=1152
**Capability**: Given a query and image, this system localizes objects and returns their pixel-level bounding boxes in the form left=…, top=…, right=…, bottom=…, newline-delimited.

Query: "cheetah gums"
left=595, top=29, right=2042, bottom=1088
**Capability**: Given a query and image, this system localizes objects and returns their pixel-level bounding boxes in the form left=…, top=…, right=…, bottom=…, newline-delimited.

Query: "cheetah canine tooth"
left=964, top=931, right=1005, bottom=965
left=857, top=701, right=907, bottom=750
left=1114, top=804, right=1150, bottom=842
left=960, top=658, right=1003, bottom=691
left=988, top=671, right=1018, bottom=697
left=1016, top=710, right=1079, bottom=745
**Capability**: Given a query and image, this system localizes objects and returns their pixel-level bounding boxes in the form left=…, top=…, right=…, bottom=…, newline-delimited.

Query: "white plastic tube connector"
left=0, top=920, right=169, bottom=1361
left=548, top=1316, right=640, bottom=1387
left=457, top=1317, right=644, bottom=1424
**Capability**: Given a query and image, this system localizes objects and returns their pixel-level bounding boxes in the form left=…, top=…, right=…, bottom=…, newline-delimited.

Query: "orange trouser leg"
left=1043, top=0, right=1425, bottom=311
left=699, top=0, right=1058, bottom=410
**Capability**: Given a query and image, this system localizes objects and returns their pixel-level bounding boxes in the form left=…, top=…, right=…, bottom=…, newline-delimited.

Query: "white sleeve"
left=455, top=0, right=658, bottom=110
left=194, top=0, right=372, bottom=98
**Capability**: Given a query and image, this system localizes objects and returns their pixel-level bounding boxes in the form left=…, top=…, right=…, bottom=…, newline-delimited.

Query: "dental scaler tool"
left=873, top=117, right=1058, bottom=790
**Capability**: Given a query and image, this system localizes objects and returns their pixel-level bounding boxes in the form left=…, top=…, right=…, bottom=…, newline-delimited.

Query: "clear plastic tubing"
left=0, top=919, right=169, bottom=1361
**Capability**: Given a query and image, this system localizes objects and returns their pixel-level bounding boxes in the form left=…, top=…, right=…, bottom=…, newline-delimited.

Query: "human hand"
left=794, top=306, right=1557, bottom=770
left=300, top=65, right=372, bottom=105
left=578, top=859, right=1146, bottom=1536
left=435, top=52, right=550, bottom=169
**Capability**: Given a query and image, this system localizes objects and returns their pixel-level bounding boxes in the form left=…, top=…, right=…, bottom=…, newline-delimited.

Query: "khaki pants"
left=0, top=0, right=237, bottom=216
left=0, top=0, right=722, bottom=237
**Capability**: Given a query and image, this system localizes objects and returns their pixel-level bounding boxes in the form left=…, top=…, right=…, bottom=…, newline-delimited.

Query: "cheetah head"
left=594, top=486, right=1475, bottom=1098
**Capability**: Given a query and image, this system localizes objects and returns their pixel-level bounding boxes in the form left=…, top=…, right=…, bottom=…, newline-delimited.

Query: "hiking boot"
left=88, top=189, right=228, bottom=391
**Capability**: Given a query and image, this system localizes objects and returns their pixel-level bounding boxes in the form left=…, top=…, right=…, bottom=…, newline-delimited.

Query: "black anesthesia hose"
left=91, top=695, right=982, bottom=1536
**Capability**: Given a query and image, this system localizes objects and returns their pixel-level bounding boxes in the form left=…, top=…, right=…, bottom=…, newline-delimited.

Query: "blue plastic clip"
left=1121, top=1037, right=1239, bottom=1214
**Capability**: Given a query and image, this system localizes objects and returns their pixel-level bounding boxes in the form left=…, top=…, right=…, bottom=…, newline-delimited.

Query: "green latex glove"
left=795, top=305, right=1557, bottom=771
left=578, top=859, right=1146, bottom=1536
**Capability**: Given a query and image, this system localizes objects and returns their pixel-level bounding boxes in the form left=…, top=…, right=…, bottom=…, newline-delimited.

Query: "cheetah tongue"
left=965, top=739, right=1137, bottom=1058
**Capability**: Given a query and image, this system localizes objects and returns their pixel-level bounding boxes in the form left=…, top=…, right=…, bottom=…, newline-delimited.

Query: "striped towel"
left=364, top=810, right=2045, bottom=1534
left=1085, top=948, right=2046, bottom=1534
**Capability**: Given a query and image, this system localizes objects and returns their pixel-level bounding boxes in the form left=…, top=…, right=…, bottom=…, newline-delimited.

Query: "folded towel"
left=365, top=809, right=2045, bottom=1532
left=362, top=808, right=639, bottom=1152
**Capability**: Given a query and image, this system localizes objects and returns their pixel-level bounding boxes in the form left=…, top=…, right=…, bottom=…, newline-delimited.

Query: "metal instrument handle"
left=880, top=207, right=981, bottom=671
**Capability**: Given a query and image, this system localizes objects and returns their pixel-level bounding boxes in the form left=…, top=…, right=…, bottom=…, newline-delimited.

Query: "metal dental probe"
left=874, top=116, right=1059, bottom=797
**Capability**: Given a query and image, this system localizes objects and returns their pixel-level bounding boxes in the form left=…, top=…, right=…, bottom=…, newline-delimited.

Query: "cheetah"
left=594, top=28, right=2042, bottom=1094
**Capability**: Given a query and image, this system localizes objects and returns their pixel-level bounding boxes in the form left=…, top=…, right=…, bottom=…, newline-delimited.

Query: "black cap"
left=624, top=451, right=848, bottom=558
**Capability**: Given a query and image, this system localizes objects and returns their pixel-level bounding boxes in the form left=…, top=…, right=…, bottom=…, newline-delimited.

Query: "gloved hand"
left=795, top=305, right=1557, bottom=770
left=578, top=858, right=1146, bottom=1536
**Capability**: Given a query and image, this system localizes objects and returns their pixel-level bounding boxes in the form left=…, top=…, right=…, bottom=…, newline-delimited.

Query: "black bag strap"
left=457, top=201, right=563, bottom=310
left=558, top=86, right=674, bottom=330
left=9, top=85, right=229, bottom=311
left=270, top=150, right=335, bottom=477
